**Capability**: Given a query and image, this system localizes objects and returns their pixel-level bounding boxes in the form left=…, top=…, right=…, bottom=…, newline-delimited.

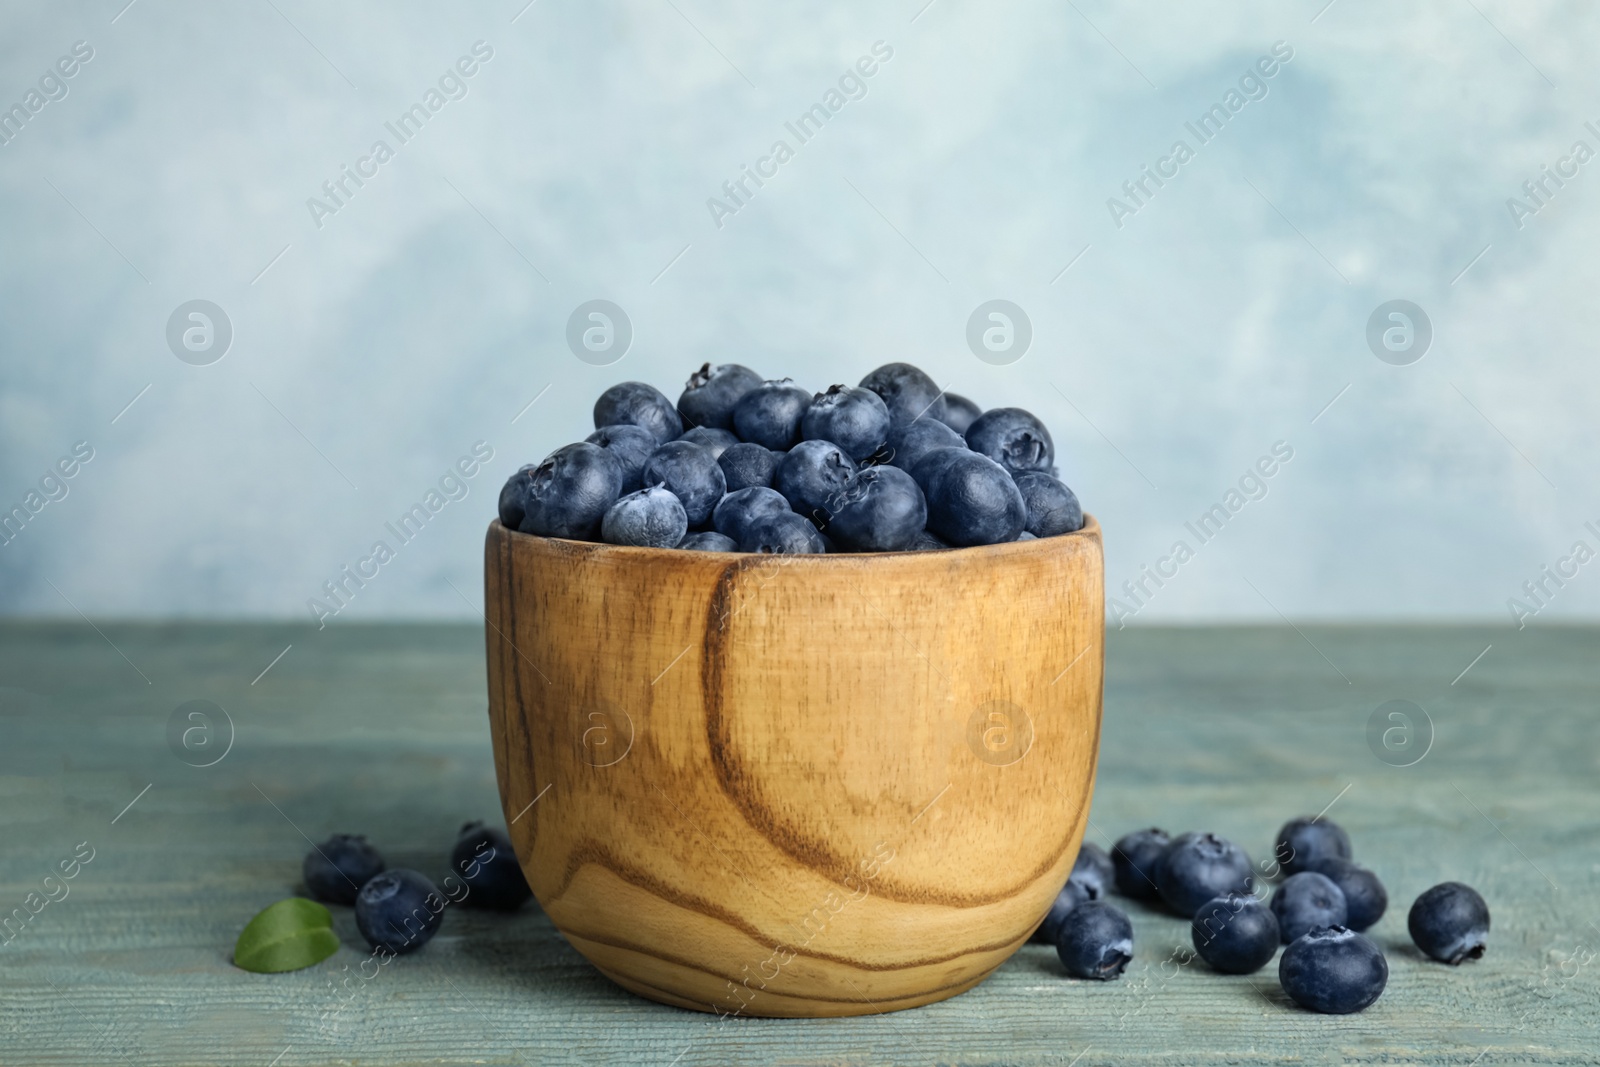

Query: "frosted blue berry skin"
left=964, top=407, right=1054, bottom=476
left=802, top=385, right=891, bottom=461
left=679, top=426, right=740, bottom=458
left=303, top=834, right=385, bottom=905
left=641, top=441, right=726, bottom=528
left=586, top=424, right=658, bottom=494
left=1310, top=858, right=1387, bottom=932
left=517, top=443, right=623, bottom=540
left=712, top=486, right=791, bottom=545
left=1271, top=871, right=1349, bottom=943
left=678, top=362, right=763, bottom=431
left=1071, top=842, right=1115, bottom=899
left=718, top=442, right=782, bottom=491
left=912, top=447, right=1026, bottom=547
left=1274, top=817, right=1352, bottom=878
left=825, top=466, right=927, bottom=552
left=776, top=439, right=857, bottom=522
left=1013, top=472, right=1084, bottom=537
left=910, top=528, right=950, bottom=551
left=1112, top=828, right=1170, bottom=901
left=858, top=362, right=947, bottom=425
left=1156, top=832, right=1255, bottom=918
left=739, top=511, right=827, bottom=554
left=886, top=417, right=966, bottom=473
left=733, top=379, right=812, bottom=450
left=497, top=464, right=538, bottom=531
left=450, top=822, right=531, bottom=912
left=594, top=381, right=682, bottom=445
left=1033, top=877, right=1096, bottom=944
left=355, top=870, right=445, bottom=955
left=601, top=486, right=688, bottom=548
left=1191, top=892, right=1280, bottom=974
left=1054, top=901, right=1134, bottom=981
left=1279, top=926, right=1388, bottom=1013
left=937, top=392, right=982, bottom=435
left=677, top=531, right=737, bottom=552
left=1408, top=882, right=1490, bottom=964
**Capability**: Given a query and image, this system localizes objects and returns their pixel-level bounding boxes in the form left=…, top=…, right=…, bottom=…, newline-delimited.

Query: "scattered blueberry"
left=802, top=385, right=891, bottom=461
left=355, top=869, right=445, bottom=955
left=585, top=424, right=658, bottom=494
left=718, top=442, right=782, bottom=491
left=739, top=511, right=826, bottom=554
left=965, top=408, right=1055, bottom=477
left=825, top=466, right=927, bottom=552
left=712, top=486, right=791, bottom=545
left=593, top=381, right=682, bottom=445
left=859, top=362, right=947, bottom=425
left=1279, top=926, right=1387, bottom=1013
left=886, top=417, right=966, bottom=473
left=1274, top=816, right=1352, bottom=878
left=1191, top=892, right=1280, bottom=974
left=1272, top=872, right=1349, bottom=943
left=775, top=439, right=857, bottom=521
left=679, top=425, right=740, bottom=458
left=303, top=834, right=385, bottom=905
left=641, top=441, right=726, bottom=527
left=733, top=379, right=812, bottom=450
left=1071, top=842, right=1115, bottom=900
left=678, top=531, right=738, bottom=552
left=515, top=443, right=623, bottom=540
left=1054, top=901, right=1134, bottom=980
left=1157, top=832, right=1255, bottom=918
left=937, top=392, right=982, bottom=435
left=1112, top=828, right=1170, bottom=900
left=1013, top=471, right=1084, bottom=537
left=678, top=363, right=763, bottom=431
left=1408, top=882, right=1490, bottom=964
left=913, top=448, right=1027, bottom=547
left=451, top=821, right=532, bottom=911
left=1310, top=858, right=1387, bottom=932
left=601, top=486, right=688, bottom=548
left=1034, top=877, right=1096, bottom=945
left=497, top=464, right=537, bottom=531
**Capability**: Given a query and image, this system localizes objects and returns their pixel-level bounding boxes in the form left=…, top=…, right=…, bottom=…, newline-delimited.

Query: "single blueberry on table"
left=451, top=821, right=532, bottom=911
left=718, top=442, right=782, bottom=491
left=825, top=466, right=928, bottom=552
left=517, top=443, right=624, bottom=540
left=1408, top=881, right=1490, bottom=964
left=355, top=869, right=446, bottom=954
left=601, top=486, right=689, bottom=548
left=1272, top=871, right=1348, bottom=943
left=912, top=447, right=1027, bottom=547
left=936, top=392, right=982, bottom=435
left=1033, top=877, right=1096, bottom=944
left=678, top=363, right=763, bottom=431
left=1310, top=857, right=1387, bottom=931
left=585, top=424, right=658, bottom=494
left=732, top=379, right=812, bottom=450
left=1279, top=926, right=1388, bottom=1013
left=677, top=530, right=738, bottom=552
left=885, top=417, right=966, bottom=473
left=775, top=439, right=857, bottom=521
left=1054, top=901, right=1134, bottom=980
left=1273, top=816, right=1352, bottom=877
left=712, top=486, right=791, bottom=544
left=858, top=362, right=947, bottom=425
left=303, top=834, right=385, bottom=905
left=1013, top=471, right=1084, bottom=537
left=1111, top=827, right=1170, bottom=900
left=641, top=440, right=727, bottom=528
left=1157, top=832, right=1255, bottom=918
left=679, top=425, right=740, bottom=458
left=1071, top=842, right=1116, bottom=900
left=497, top=464, right=538, bottom=531
left=739, top=511, right=827, bottom=554
left=1191, top=892, right=1280, bottom=974
left=910, top=528, right=950, bottom=550
left=593, top=381, right=682, bottom=445
left=965, top=407, right=1055, bottom=476
left=802, top=385, right=892, bottom=461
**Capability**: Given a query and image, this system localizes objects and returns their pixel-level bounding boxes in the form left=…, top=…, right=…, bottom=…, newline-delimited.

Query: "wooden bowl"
left=482, top=516, right=1104, bottom=1018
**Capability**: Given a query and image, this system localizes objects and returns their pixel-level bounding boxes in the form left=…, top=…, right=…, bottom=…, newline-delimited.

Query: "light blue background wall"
left=2, top=0, right=1596, bottom=625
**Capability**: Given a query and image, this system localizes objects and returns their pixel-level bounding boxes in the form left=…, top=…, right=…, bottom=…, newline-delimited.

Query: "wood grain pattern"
left=482, top=518, right=1106, bottom=1017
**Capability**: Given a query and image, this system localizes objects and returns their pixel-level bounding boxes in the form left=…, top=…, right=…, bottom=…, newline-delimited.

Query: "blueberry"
left=601, top=486, right=688, bottom=548
left=802, top=385, right=891, bottom=461
left=679, top=425, right=740, bottom=458
left=593, top=381, right=682, bottom=445
left=1274, top=816, right=1352, bottom=878
left=775, top=439, right=857, bottom=522
left=678, top=362, right=763, bottom=431
left=937, top=392, right=982, bottom=435
left=1033, top=877, right=1096, bottom=944
left=1191, top=892, right=1280, bottom=974
left=1054, top=901, right=1134, bottom=980
left=354, top=869, right=445, bottom=954
left=1016, top=531, right=1038, bottom=541
left=1310, top=858, right=1387, bottom=932
left=885, top=417, right=966, bottom=473
left=585, top=424, right=659, bottom=494
left=497, top=464, right=538, bottom=530
left=641, top=441, right=727, bottom=527
left=1271, top=872, right=1348, bottom=943
left=858, top=362, right=947, bottom=425
left=1071, top=842, right=1115, bottom=900
left=718, top=442, right=782, bottom=491
left=712, top=486, right=791, bottom=544
left=739, top=511, right=827, bottom=554
left=1408, top=882, right=1490, bottom=964
left=825, top=466, right=927, bottom=552
left=1279, top=926, right=1387, bottom=1013
left=677, top=531, right=738, bottom=552
left=912, top=447, right=1027, bottom=547
left=303, top=834, right=385, bottom=905
left=965, top=408, right=1055, bottom=476
left=910, top=528, right=950, bottom=550
left=450, top=821, right=532, bottom=911
left=1111, top=828, right=1169, bottom=900
left=733, top=379, right=812, bottom=449
left=1157, top=832, right=1255, bottom=918
left=517, top=443, right=624, bottom=540
left=1013, top=472, right=1084, bottom=537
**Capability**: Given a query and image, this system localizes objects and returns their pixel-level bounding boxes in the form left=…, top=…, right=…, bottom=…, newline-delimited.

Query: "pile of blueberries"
left=497, top=362, right=1084, bottom=552
left=1043, top=818, right=1490, bottom=1014
left=302, top=822, right=531, bottom=954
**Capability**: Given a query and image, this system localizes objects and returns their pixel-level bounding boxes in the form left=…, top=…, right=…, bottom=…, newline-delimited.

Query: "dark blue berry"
left=965, top=408, right=1054, bottom=476
left=601, top=486, right=688, bottom=548
left=1112, top=828, right=1169, bottom=900
left=1013, top=472, right=1084, bottom=537
left=1033, top=877, right=1096, bottom=944
left=1191, top=892, right=1280, bottom=974
left=733, top=379, right=812, bottom=449
left=585, top=424, right=658, bottom=494
left=678, top=363, right=763, bottom=431
left=712, top=486, right=791, bottom=544
left=775, top=439, right=857, bottom=521
left=912, top=447, right=1026, bottom=547
left=303, top=834, right=385, bottom=905
left=858, top=362, right=946, bottom=425
left=1157, top=832, right=1255, bottom=918
left=1272, top=872, right=1348, bottom=943
left=937, top=392, right=982, bottom=434
left=1054, top=901, right=1133, bottom=980
left=1071, top=842, right=1115, bottom=900
left=642, top=441, right=726, bottom=527
left=1408, top=882, right=1489, bottom=964
left=885, top=417, right=966, bottom=473
left=825, top=466, right=927, bottom=552
left=594, top=381, right=682, bottom=444
left=718, top=442, right=781, bottom=491
left=677, top=531, right=738, bottom=552
left=497, top=464, right=537, bottom=530
left=802, top=385, right=891, bottom=460
left=1274, top=816, right=1352, bottom=877
left=1310, top=858, right=1387, bottom=932
left=679, top=425, right=740, bottom=458
left=451, top=821, right=531, bottom=911
left=910, top=528, right=950, bottom=550
left=739, top=511, right=826, bottom=554
left=1279, top=926, right=1387, bottom=1013
left=517, top=443, right=623, bottom=540
left=355, top=869, right=445, bottom=954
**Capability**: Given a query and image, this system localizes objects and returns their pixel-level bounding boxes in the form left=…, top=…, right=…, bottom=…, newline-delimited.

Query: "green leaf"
left=233, top=898, right=341, bottom=974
